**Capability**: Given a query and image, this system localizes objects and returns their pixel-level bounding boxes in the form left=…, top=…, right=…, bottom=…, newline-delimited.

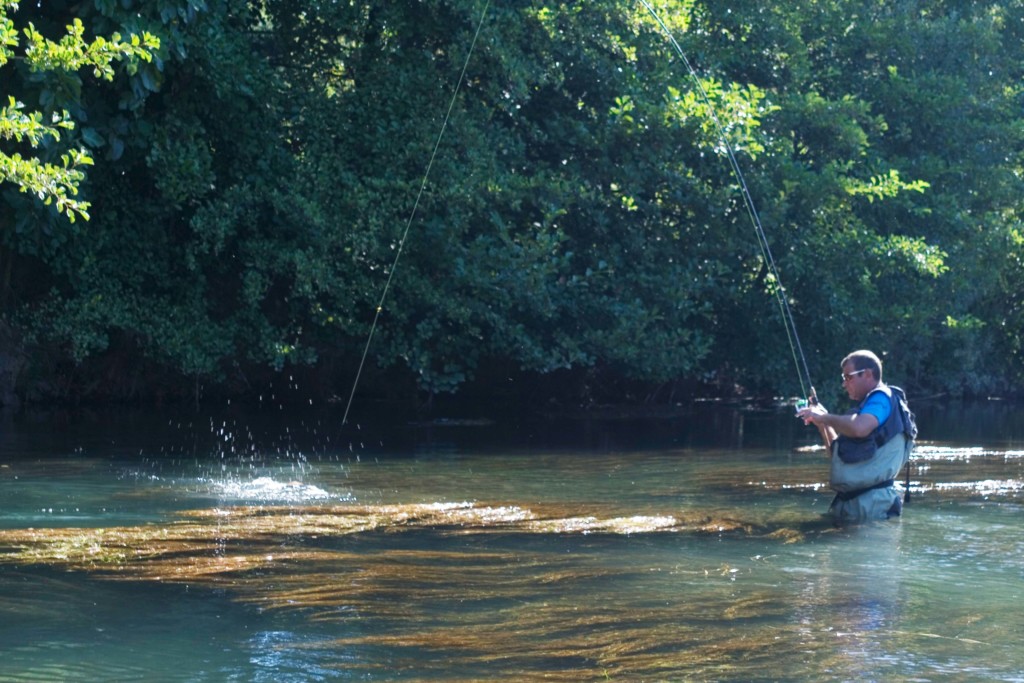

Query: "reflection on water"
left=1, top=402, right=1023, bottom=681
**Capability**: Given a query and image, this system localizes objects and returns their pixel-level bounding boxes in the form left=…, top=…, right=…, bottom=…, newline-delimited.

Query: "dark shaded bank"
left=7, top=332, right=1022, bottom=414
left=4, top=389, right=1021, bottom=464
left=0, top=336, right=737, bottom=412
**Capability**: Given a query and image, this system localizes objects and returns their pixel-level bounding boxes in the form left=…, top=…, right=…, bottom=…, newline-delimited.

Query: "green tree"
left=684, top=0, right=1023, bottom=399
left=9, top=0, right=313, bottom=395
left=3, top=0, right=1022, bottom=405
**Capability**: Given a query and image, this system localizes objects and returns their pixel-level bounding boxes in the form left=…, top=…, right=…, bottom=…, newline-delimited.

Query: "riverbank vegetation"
left=2, top=0, right=1021, bottom=408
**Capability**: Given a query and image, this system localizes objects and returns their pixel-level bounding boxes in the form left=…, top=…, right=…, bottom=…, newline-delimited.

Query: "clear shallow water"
left=1, top=401, right=1023, bottom=681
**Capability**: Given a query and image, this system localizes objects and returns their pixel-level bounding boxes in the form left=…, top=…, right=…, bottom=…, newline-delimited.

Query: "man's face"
left=841, top=363, right=874, bottom=401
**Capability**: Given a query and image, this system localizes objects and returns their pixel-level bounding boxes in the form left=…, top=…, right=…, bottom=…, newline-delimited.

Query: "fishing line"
left=341, top=0, right=492, bottom=426
left=636, top=0, right=817, bottom=402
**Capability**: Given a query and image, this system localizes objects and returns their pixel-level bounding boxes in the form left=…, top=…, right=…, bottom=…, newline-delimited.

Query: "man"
left=797, top=349, right=913, bottom=524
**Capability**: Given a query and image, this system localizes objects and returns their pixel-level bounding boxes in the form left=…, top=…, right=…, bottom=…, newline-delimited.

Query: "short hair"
left=842, top=349, right=883, bottom=382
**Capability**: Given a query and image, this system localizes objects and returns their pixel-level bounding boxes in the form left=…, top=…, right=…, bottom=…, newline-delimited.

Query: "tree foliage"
left=0, top=1, right=158, bottom=221
left=1, top=0, right=1021, bottom=405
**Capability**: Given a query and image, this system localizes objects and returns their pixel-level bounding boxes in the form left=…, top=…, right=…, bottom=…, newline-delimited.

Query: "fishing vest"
left=829, top=384, right=913, bottom=493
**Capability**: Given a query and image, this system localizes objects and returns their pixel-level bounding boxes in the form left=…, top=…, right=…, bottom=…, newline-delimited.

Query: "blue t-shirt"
left=859, top=389, right=892, bottom=427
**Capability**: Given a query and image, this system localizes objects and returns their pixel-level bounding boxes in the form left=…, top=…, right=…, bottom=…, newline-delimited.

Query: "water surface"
left=1, top=401, right=1022, bottom=681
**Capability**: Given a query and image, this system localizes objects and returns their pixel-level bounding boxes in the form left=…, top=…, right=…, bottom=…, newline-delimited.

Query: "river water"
left=1, top=399, right=1022, bottom=681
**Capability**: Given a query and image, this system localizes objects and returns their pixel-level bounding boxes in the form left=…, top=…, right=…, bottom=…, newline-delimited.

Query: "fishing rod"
left=635, top=0, right=829, bottom=446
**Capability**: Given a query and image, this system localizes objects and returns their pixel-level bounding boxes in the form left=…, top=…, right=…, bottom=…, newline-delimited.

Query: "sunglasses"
left=841, top=369, right=869, bottom=382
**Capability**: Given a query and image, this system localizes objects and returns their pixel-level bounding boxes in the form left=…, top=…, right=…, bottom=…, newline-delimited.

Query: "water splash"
left=913, top=445, right=1024, bottom=461
left=204, top=476, right=341, bottom=503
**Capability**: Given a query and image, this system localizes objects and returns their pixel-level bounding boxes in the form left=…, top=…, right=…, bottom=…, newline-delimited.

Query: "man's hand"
left=796, top=403, right=828, bottom=426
